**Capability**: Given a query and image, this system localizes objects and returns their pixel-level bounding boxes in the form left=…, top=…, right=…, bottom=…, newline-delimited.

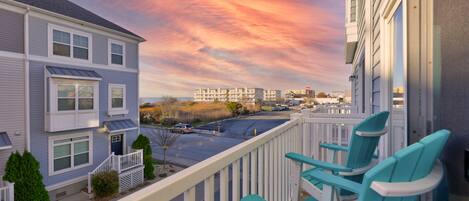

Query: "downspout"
left=24, top=7, right=30, bottom=151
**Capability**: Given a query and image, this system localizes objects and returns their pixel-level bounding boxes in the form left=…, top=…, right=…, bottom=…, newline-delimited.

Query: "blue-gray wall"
left=29, top=60, right=139, bottom=186
left=0, top=8, right=23, bottom=53
left=434, top=0, right=469, bottom=197
left=28, top=16, right=139, bottom=69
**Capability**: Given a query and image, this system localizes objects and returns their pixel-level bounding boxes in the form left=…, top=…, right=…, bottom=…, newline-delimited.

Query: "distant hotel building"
left=286, top=87, right=315, bottom=99
left=194, top=88, right=264, bottom=102
left=263, top=90, right=282, bottom=101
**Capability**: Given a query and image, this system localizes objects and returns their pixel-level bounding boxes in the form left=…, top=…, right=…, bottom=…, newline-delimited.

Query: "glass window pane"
left=73, top=35, right=88, bottom=48
left=53, top=30, right=70, bottom=44
left=112, top=98, right=123, bottom=108
left=392, top=4, right=404, bottom=109
left=111, top=43, right=123, bottom=54
left=54, top=157, right=71, bottom=171
left=73, top=47, right=88, bottom=60
left=54, top=144, right=71, bottom=158
left=58, top=99, right=75, bottom=111
left=58, top=85, right=75, bottom=98
left=111, top=87, right=123, bottom=98
left=78, top=86, right=93, bottom=97
left=74, top=153, right=89, bottom=166
left=53, top=43, right=71, bottom=57
left=111, top=54, right=123, bottom=65
left=78, top=98, right=93, bottom=110
left=74, top=141, right=89, bottom=153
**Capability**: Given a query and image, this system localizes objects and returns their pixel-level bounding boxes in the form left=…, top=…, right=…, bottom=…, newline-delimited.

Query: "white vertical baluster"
left=184, top=187, right=195, bottom=201
left=258, top=145, right=264, bottom=197
left=269, top=141, right=274, bottom=201
left=220, top=167, right=229, bottom=201
left=264, top=143, right=270, bottom=201
left=338, top=124, right=343, bottom=164
left=242, top=154, right=249, bottom=197
left=232, top=160, right=240, bottom=201
left=250, top=149, right=257, bottom=194
left=204, top=175, right=214, bottom=201
left=274, top=138, right=279, bottom=201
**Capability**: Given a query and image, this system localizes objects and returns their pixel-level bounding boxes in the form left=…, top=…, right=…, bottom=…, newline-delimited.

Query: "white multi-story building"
left=263, top=90, right=282, bottom=101
left=194, top=87, right=264, bottom=103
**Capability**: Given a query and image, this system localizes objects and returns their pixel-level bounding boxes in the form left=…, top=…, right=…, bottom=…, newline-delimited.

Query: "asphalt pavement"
left=140, top=110, right=292, bottom=167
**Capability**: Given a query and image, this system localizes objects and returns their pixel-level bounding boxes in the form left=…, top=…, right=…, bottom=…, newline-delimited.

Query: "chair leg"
left=290, top=161, right=302, bottom=201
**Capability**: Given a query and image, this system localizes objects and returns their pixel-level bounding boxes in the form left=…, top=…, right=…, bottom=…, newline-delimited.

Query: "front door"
left=389, top=3, right=407, bottom=153
left=111, top=134, right=123, bottom=155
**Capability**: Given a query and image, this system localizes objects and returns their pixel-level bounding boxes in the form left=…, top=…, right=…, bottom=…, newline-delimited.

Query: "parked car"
left=171, top=123, right=193, bottom=134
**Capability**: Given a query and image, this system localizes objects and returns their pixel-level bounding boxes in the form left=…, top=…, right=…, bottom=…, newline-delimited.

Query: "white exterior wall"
left=263, top=89, right=281, bottom=101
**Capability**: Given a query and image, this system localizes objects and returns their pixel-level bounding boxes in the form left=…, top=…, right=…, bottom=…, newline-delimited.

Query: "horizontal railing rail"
left=0, top=182, right=14, bottom=201
left=119, top=149, right=144, bottom=173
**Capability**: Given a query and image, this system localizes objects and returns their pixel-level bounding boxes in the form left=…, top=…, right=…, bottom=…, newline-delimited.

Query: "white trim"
left=108, top=84, right=128, bottom=116
left=0, top=145, right=13, bottom=151
left=24, top=7, right=31, bottom=151
left=29, top=54, right=138, bottom=73
left=48, top=23, right=93, bottom=63
left=48, top=131, right=94, bottom=176
left=48, top=74, right=102, bottom=81
left=356, top=127, right=388, bottom=137
left=107, top=127, right=137, bottom=134
left=108, top=39, right=126, bottom=67
left=0, top=0, right=144, bottom=43
left=45, top=175, right=88, bottom=191
left=0, top=50, right=24, bottom=59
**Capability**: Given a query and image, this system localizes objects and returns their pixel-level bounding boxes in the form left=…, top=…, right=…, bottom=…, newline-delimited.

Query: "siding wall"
left=0, top=56, right=26, bottom=176
left=371, top=0, right=382, bottom=113
left=29, top=60, right=139, bottom=186
left=0, top=8, right=24, bottom=53
left=28, top=16, right=139, bottom=70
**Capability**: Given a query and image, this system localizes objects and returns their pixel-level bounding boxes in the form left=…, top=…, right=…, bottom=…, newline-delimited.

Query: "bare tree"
left=154, top=129, right=180, bottom=171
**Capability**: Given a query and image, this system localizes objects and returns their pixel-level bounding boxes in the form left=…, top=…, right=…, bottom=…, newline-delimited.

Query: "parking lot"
left=141, top=110, right=293, bottom=167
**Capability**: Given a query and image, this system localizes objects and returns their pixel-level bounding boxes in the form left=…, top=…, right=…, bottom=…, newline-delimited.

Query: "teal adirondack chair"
left=241, top=129, right=450, bottom=201
left=286, top=111, right=389, bottom=201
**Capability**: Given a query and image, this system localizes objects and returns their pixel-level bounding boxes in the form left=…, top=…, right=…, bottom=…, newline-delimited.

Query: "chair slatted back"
left=345, top=111, right=389, bottom=169
left=359, top=130, right=450, bottom=201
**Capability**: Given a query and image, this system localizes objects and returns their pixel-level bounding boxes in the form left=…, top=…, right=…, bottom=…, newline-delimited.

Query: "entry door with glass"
left=111, top=134, right=124, bottom=155
left=389, top=3, right=407, bottom=153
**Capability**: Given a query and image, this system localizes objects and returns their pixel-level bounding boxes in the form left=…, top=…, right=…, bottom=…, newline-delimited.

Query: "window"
left=109, top=39, right=125, bottom=66
left=49, top=24, right=91, bottom=61
left=350, top=0, right=357, bottom=23
left=49, top=132, right=92, bottom=175
left=57, top=83, right=95, bottom=111
left=108, top=84, right=128, bottom=115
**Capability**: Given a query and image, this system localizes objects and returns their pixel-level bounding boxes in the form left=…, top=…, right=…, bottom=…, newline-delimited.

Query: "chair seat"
left=304, top=197, right=318, bottom=201
left=302, top=167, right=325, bottom=190
left=240, top=195, right=265, bottom=201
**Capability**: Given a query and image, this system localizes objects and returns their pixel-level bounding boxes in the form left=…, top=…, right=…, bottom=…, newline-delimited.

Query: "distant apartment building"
left=286, top=87, right=315, bottom=99
left=194, top=87, right=264, bottom=103
left=263, top=89, right=282, bottom=101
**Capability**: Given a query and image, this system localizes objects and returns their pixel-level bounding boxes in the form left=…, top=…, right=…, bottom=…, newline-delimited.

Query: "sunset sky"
left=71, top=0, right=350, bottom=97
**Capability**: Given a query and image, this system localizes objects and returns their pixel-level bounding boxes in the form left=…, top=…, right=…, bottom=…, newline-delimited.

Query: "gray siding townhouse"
left=0, top=0, right=145, bottom=200
left=346, top=0, right=469, bottom=200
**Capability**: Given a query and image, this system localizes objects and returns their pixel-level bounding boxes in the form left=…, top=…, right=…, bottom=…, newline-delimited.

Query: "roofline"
left=2, top=0, right=146, bottom=42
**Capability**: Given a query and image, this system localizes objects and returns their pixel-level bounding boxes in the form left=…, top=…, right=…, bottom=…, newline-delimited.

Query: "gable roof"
left=14, top=0, right=144, bottom=41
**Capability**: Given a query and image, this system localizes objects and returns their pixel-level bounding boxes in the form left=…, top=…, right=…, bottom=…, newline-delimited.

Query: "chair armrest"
left=356, top=127, right=388, bottom=137
left=285, top=152, right=352, bottom=173
left=307, top=168, right=363, bottom=194
left=370, top=160, right=444, bottom=197
left=320, top=143, right=349, bottom=152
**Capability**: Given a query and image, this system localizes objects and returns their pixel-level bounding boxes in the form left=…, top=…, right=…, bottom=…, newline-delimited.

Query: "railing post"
left=8, top=182, right=14, bottom=201
left=88, top=173, right=92, bottom=194
left=117, top=156, right=121, bottom=174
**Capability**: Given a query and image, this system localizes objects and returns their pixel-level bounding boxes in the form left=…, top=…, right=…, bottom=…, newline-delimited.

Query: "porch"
left=88, top=149, right=144, bottom=194
left=120, top=109, right=411, bottom=201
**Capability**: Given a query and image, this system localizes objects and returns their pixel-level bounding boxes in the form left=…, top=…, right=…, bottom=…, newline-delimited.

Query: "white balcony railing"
left=0, top=182, right=14, bottom=201
left=121, top=109, right=402, bottom=201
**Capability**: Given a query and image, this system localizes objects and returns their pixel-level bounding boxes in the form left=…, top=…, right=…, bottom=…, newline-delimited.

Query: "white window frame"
left=52, top=79, right=99, bottom=114
left=48, top=24, right=92, bottom=63
left=108, top=84, right=128, bottom=116
left=108, top=39, right=126, bottom=67
left=48, top=131, right=93, bottom=176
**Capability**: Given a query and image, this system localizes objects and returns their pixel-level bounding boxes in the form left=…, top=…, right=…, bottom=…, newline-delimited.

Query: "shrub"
left=92, top=171, right=119, bottom=198
left=132, top=135, right=155, bottom=179
left=3, top=151, right=49, bottom=201
left=143, top=155, right=155, bottom=180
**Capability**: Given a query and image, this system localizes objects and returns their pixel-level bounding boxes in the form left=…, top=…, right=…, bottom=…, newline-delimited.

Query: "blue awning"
left=0, top=132, right=12, bottom=150
left=46, top=66, right=102, bottom=80
left=104, top=119, right=138, bottom=133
